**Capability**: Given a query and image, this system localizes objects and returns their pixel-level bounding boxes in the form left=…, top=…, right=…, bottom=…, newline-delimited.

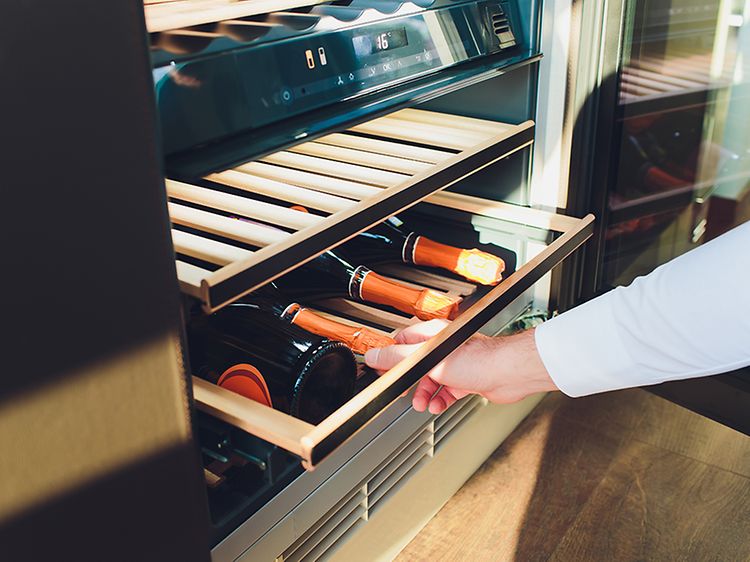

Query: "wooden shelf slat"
left=175, top=260, right=212, bottom=297
left=315, top=133, right=453, bottom=164
left=167, top=179, right=320, bottom=230
left=235, top=161, right=381, bottom=200
left=623, top=66, right=706, bottom=89
left=171, top=228, right=252, bottom=265
left=262, top=151, right=410, bottom=188
left=396, top=108, right=512, bottom=137
left=192, top=376, right=313, bottom=457
left=351, top=115, right=491, bottom=151
left=169, top=202, right=287, bottom=247
left=288, top=142, right=433, bottom=176
left=207, top=169, right=355, bottom=213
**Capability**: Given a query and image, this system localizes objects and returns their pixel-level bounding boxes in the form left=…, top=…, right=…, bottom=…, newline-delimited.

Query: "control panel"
left=154, top=1, right=518, bottom=156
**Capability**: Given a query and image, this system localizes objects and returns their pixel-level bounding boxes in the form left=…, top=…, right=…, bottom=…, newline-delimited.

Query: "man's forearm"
left=535, top=221, right=750, bottom=397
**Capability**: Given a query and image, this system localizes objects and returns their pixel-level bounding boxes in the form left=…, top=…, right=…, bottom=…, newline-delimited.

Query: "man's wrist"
left=483, top=328, right=558, bottom=402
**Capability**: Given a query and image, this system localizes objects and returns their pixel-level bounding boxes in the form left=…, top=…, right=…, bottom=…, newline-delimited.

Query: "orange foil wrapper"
left=412, top=237, right=505, bottom=285
left=291, top=308, right=396, bottom=354
left=360, top=271, right=460, bottom=320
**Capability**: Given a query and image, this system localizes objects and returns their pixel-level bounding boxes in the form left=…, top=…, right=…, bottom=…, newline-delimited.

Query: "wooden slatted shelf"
left=618, top=52, right=744, bottom=109
left=168, top=108, right=536, bottom=313
left=190, top=204, right=595, bottom=469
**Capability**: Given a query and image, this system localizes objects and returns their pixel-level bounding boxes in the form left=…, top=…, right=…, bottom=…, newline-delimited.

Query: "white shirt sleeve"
left=534, top=220, right=750, bottom=397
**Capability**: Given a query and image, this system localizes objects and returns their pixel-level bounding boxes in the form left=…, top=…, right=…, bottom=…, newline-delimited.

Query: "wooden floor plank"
left=551, top=440, right=750, bottom=561
left=396, top=390, right=750, bottom=562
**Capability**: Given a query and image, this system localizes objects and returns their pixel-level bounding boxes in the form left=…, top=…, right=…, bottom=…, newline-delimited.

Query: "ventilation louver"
left=491, top=10, right=516, bottom=49
left=277, top=396, right=486, bottom=561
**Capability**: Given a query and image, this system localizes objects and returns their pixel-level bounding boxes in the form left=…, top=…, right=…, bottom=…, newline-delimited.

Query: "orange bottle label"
left=217, top=364, right=273, bottom=408
left=291, top=307, right=396, bottom=354
left=359, top=269, right=461, bottom=321
left=412, top=236, right=505, bottom=286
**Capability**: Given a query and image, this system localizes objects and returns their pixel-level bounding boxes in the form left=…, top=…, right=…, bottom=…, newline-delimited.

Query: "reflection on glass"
left=603, top=0, right=750, bottom=287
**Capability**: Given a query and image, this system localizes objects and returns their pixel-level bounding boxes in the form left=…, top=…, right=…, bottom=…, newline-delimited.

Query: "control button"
left=305, top=49, right=315, bottom=69
left=336, top=75, right=345, bottom=85
left=318, top=47, right=327, bottom=66
left=280, top=88, right=294, bottom=104
left=368, top=67, right=377, bottom=76
left=382, top=62, right=392, bottom=71
left=348, top=72, right=355, bottom=81
left=396, top=60, right=403, bottom=68
left=424, top=50, right=432, bottom=61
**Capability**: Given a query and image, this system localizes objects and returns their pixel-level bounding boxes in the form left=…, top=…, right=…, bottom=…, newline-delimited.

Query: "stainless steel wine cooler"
left=3, top=0, right=748, bottom=559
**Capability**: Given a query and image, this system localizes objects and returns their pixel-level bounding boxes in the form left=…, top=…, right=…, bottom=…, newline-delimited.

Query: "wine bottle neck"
left=290, top=307, right=396, bottom=354
left=402, top=231, right=419, bottom=264
left=348, top=265, right=371, bottom=300
left=358, top=270, right=460, bottom=320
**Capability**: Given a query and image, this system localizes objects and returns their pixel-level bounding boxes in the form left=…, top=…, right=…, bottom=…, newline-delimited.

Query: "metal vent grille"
left=490, top=11, right=516, bottom=48
left=277, top=396, right=487, bottom=561
left=434, top=395, right=484, bottom=451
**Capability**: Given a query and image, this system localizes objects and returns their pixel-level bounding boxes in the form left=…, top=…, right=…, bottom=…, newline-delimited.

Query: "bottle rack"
left=618, top=50, right=743, bottom=116
left=170, top=108, right=536, bottom=313
left=169, top=107, right=594, bottom=468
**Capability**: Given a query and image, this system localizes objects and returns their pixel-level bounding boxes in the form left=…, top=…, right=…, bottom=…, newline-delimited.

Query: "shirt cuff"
left=534, top=290, right=638, bottom=397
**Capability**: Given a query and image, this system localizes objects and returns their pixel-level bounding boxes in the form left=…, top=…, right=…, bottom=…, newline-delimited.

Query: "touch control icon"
left=280, top=88, right=293, bottom=104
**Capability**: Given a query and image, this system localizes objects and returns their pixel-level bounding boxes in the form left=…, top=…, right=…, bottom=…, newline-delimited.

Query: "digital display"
left=352, top=28, right=408, bottom=57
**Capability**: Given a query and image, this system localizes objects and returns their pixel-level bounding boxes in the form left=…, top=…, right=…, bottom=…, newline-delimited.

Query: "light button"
left=280, top=88, right=294, bottom=104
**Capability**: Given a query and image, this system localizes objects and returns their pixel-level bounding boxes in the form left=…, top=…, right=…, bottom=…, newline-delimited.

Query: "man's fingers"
left=428, top=386, right=458, bottom=414
left=364, top=343, right=424, bottom=371
left=412, top=377, right=440, bottom=412
left=394, top=319, right=450, bottom=344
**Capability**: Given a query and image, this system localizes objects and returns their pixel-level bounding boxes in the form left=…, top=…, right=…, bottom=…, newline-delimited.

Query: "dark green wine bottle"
left=189, top=303, right=357, bottom=424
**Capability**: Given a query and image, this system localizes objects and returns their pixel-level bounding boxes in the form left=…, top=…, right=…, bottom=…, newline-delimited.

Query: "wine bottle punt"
left=273, top=249, right=460, bottom=321
left=189, top=303, right=358, bottom=424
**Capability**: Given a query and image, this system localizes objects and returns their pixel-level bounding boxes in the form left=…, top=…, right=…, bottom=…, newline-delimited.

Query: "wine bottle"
left=336, top=216, right=506, bottom=286
left=241, top=291, right=396, bottom=354
left=621, top=133, right=689, bottom=191
left=237, top=210, right=460, bottom=320
left=290, top=206, right=505, bottom=285
left=273, top=249, right=461, bottom=321
left=189, top=303, right=358, bottom=424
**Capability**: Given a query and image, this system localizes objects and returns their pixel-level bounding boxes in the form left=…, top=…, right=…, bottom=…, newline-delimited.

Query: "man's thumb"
left=364, top=343, right=422, bottom=371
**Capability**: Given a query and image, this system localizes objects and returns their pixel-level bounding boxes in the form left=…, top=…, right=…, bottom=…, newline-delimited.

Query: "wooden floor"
left=395, top=389, right=750, bottom=561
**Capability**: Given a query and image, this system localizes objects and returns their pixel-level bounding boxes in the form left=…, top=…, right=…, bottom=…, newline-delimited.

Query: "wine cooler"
left=4, top=0, right=747, bottom=559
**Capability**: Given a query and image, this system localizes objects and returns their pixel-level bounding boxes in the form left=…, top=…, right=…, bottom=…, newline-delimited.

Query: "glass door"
left=573, top=0, right=750, bottom=433
left=602, top=0, right=750, bottom=288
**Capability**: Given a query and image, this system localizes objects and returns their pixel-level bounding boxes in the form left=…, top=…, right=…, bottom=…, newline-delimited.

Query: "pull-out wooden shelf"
left=169, top=108, right=535, bottom=313
left=189, top=196, right=594, bottom=469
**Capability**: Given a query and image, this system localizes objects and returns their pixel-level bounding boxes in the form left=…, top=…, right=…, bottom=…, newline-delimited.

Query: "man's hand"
left=364, top=320, right=557, bottom=415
